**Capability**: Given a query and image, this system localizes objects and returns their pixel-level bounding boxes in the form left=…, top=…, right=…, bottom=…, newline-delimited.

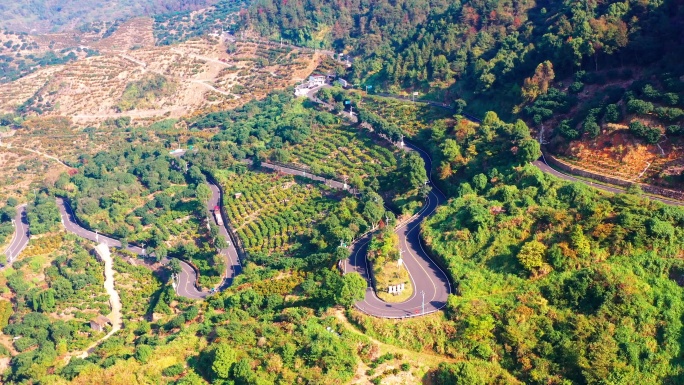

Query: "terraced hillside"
left=276, top=124, right=398, bottom=180
left=214, top=170, right=336, bottom=256
left=0, top=18, right=320, bottom=126
left=0, top=0, right=215, bottom=33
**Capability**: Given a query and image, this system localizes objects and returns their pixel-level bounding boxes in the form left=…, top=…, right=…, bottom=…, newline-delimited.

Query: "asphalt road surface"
left=56, top=197, right=209, bottom=299
left=3, top=205, right=28, bottom=267
left=206, top=179, right=242, bottom=291
left=533, top=156, right=684, bottom=207
left=346, top=142, right=452, bottom=318
left=260, top=162, right=348, bottom=190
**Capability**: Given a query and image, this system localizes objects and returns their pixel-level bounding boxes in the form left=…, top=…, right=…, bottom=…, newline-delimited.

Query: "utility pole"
left=95, top=230, right=99, bottom=242
left=421, top=290, right=425, bottom=315
left=349, top=105, right=353, bottom=117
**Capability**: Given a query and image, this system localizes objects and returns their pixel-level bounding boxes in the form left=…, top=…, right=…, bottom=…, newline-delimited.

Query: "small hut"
left=90, top=315, right=111, bottom=332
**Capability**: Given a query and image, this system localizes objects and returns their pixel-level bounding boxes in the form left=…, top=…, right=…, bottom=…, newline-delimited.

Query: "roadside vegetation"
left=367, top=228, right=413, bottom=303
left=350, top=99, right=684, bottom=384
left=57, top=145, right=224, bottom=287
left=0, top=198, right=18, bottom=247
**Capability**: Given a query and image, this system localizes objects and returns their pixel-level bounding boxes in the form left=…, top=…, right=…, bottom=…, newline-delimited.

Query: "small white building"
left=309, top=75, right=326, bottom=87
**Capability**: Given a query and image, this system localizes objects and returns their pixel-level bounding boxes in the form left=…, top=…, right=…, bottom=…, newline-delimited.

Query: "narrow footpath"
left=77, top=243, right=123, bottom=358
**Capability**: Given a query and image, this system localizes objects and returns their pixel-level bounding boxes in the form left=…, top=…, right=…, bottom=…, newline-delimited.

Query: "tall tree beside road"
left=399, top=152, right=428, bottom=192
left=26, top=194, right=60, bottom=235
left=336, top=272, right=367, bottom=308
left=195, top=183, right=212, bottom=205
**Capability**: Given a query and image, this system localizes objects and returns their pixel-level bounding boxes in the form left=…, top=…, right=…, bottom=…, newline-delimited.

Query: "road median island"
left=367, top=228, right=414, bottom=303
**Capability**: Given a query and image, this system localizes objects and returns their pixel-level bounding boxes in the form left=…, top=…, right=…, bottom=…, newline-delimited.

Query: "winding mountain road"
left=57, top=195, right=211, bottom=298
left=533, top=155, right=684, bottom=206
left=3, top=205, right=28, bottom=267
left=345, top=142, right=452, bottom=318
left=55, top=176, right=241, bottom=300
left=206, top=180, right=242, bottom=291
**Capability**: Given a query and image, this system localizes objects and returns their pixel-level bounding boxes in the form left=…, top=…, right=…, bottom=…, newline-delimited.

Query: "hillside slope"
left=0, top=18, right=319, bottom=126
left=245, top=0, right=684, bottom=191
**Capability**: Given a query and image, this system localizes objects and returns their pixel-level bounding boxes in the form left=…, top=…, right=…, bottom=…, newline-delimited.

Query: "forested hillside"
left=246, top=0, right=681, bottom=111
left=245, top=0, right=684, bottom=189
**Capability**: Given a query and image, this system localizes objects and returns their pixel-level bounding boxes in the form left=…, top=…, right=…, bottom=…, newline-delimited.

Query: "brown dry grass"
left=561, top=127, right=684, bottom=188
left=0, top=19, right=317, bottom=127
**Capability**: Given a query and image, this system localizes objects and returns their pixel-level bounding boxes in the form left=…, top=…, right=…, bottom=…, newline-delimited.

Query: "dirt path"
left=170, top=49, right=233, bottom=67
left=189, top=79, right=232, bottom=96
left=333, top=310, right=454, bottom=366
left=0, top=142, right=70, bottom=168
left=76, top=243, right=123, bottom=359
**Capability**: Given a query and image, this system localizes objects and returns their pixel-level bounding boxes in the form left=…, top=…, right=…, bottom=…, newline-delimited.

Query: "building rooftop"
left=91, top=315, right=111, bottom=327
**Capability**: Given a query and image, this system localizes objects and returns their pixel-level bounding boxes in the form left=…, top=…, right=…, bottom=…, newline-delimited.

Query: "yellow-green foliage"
left=348, top=309, right=457, bottom=355
left=116, top=74, right=176, bottom=112
left=113, top=257, right=162, bottom=320
left=21, top=234, right=64, bottom=258
left=367, top=228, right=399, bottom=266
left=0, top=299, right=13, bottom=328
left=368, top=228, right=410, bottom=299
left=247, top=272, right=304, bottom=296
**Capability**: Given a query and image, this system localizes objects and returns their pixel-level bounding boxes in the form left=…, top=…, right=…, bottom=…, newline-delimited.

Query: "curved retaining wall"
left=544, top=153, right=684, bottom=201
left=204, top=172, right=247, bottom=262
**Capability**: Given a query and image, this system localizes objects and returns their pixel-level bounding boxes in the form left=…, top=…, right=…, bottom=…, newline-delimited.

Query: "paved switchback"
left=3, top=205, right=28, bottom=267
left=206, top=180, right=242, bottom=290
left=56, top=197, right=208, bottom=299
left=346, top=142, right=452, bottom=318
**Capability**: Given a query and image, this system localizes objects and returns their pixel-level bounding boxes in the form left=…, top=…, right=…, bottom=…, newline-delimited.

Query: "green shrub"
left=569, top=81, right=584, bottom=94
left=135, top=344, right=153, bottom=363
left=583, top=119, right=600, bottom=138
left=627, top=99, right=654, bottom=114
left=666, top=125, right=682, bottom=135
left=604, top=104, right=622, bottom=123
left=162, top=363, right=185, bottom=377
left=655, top=107, right=684, bottom=122
left=629, top=121, right=661, bottom=143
